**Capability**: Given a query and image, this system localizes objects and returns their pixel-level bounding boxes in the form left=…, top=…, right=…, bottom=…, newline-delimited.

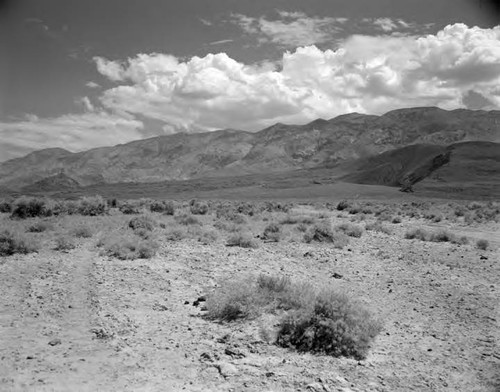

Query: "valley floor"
left=0, top=203, right=499, bottom=391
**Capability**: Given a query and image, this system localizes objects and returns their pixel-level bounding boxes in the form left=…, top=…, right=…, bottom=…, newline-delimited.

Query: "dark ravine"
left=1, top=107, right=499, bottom=192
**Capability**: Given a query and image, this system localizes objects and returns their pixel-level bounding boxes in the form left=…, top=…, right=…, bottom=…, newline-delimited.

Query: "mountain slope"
left=0, top=107, right=499, bottom=190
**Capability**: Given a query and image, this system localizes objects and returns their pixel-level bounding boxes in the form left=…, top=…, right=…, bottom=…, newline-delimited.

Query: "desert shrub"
left=280, top=214, right=316, bottom=225
left=226, top=232, right=259, bottom=249
left=11, top=197, right=52, bottom=219
left=106, top=198, right=117, bottom=208
left=276, top=289, right=382, bottom=360
left=99, top=234, right=159, bottom=260
left=454, top=206, right=467, bottom=217
left=198, top=228, right=219, bottom=244
left=365, top=221, right=391, bottom=235
left=119, top=203, right=140, bottom=215
left=27, top=221, right=53, bottom=233
left=0, top=230, right=39, bottom=256
left=453, top=236, right=469, bottom=245
left=78, top=196, right=107, bottom=216
left=190, top=201, right=209, bottom=215
left=336, top=200, right=350, bottom=211
left=52, top=199, right=79, bottom=215
left=404, top=228, right=430, bottom=241
left=149, top=200, right=175, bottom=215
left=54, top=236, right=76, bottom=251
left=235, top=202, right=255, bottom=216
left=165, top=228, right=188, bottom=241
left=128, top=215, right=156, bottom=232
left=348, top=204, right=361, bottom=215
left=476, top=239, right=490, bottom=250
left=376, top=211, right=392, bottom=222
left=72, top=224, right=93, bottom=238
left=296, top=223, right=309, bottom=232
left=175, top=213, right=201, bottom=226
left=335, top=223, right=363, bottom=238
left=0, top=200, right=12, bottom=213
left=430, top=230, right=455, bottom=243
left=206, top=275, right=381, bottom=360
left=391, top=216, right=402, bottom=224
left=432, top=215, right=443, bottom=223
left=262, top=202, right=292, bottom=213
left=303, top=223, right=349, bottom=249
left=262, top=223, right=281, bottom=242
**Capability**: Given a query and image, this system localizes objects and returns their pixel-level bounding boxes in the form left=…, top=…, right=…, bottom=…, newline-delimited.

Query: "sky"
left=0, top=0, right=499, bottom=161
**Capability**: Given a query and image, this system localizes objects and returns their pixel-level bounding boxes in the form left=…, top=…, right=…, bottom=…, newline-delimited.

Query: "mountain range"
left=1, top=106, right=499, bottom=194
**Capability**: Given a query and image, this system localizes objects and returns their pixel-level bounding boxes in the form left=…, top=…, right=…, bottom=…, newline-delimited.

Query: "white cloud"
left=92, top=23, right=500, bottom=134
left=209, top=39, right=234, bottom=46
left=0, top=112, right=143, bottom=162
left=230, top=12, right=346, bottom=47
left=372, top=18, right=399, bottom=32
left=86, top=81, right=100, bottom=88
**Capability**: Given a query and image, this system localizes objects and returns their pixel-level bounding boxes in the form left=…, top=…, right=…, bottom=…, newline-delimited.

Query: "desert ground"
left=0, top=195, right=499, bottom=392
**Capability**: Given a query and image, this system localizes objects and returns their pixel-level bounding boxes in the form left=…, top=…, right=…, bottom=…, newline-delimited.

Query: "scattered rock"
left=224, top=347, right=246, bottom=358
left=480, top=255, right=488, bottom=260
left=331, top=272, right=343, bottom=279
left=216, top=362, right=238, bottom=378
left=48, top=338, right=61, bottom=346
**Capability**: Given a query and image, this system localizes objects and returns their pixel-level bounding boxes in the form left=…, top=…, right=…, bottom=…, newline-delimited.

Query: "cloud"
left=199, top=18, right=212, bottom=26
left=230, top=12, right=346, bottom=47
left=86, top=81, right=100, bottom=89
left=92, top=23, right=500, bottom=134
left=209, top=39, right=234, bottom=46
left=0, top=112, right=143, bottom=162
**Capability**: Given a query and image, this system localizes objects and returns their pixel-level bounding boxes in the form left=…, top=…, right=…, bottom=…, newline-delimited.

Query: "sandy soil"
left=0, top=211, right=499, bottom=391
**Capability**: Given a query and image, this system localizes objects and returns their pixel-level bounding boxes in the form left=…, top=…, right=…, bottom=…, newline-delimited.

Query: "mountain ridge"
left=1, top=107, right=499, bottom=190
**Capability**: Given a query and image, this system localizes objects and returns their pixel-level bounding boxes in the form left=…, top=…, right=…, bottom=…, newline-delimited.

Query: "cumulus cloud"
left=0, top=112, right=143, bottom=162
left=92, top=23, right=500, bottom=134
left=231, top=11, right=346, bottom=47
left=86, top=81, right=100, bottom=88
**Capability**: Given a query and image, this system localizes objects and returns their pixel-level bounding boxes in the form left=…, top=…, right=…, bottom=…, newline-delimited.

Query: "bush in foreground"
left=335, top=223, right=364, bottom=238
left=0, top=230, right=39, bottom=256
left=54, top=236, right=76, bottom=251
left=77, top=196, right=108, bottom=216
left=276, top=289, right=382, bottom=360
left=206, top=274, right=381, bottom=360
left=11, top=197, right=52, bottom=219
left=226, top=232, right=259, bottom=249
left=27, top=221, right=53, bottom=233
left=304, top=223, right=349, bottom=249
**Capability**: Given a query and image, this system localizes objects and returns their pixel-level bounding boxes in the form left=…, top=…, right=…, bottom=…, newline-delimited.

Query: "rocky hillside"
left=1, top=107, right=499, bottom=189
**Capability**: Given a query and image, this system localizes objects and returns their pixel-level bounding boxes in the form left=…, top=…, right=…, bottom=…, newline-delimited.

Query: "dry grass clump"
left=98, top=233, right=159, bottom=260
left=54, top=235, right=76, bottom=251
left=0, top=229, right=39, bottom=256
left=149, top=200, right=175, bottom=215
left=335, top=223, right=364, bottom=238
left=262, top=223, right=281, bottom=242
left=280, top=214, right=316, bottom=225
left=71, top=224, right=93, bottom=238
left=226, top=232, right=259, bottom=249
left=27, top=220, right=54, bottom=233
left=175, top=213, right=201, bottom=226
left=77, top=196, right=108, bottom=216
left=365, top=221, right=392, bottom=235
left=476, top=239, right=490, bottom=250
left=206, top=274, right=381, bottom=360
left=128, top=215, right=156, bottom=231
left=303, top=223, right=349, bottom=249
left=336, top=200, right=350, bottom=211
left=190, top=200, right=209, bottom=215
left=119, top=203, right=141, bottom=215
left=405, top=228, right=431, bottom=241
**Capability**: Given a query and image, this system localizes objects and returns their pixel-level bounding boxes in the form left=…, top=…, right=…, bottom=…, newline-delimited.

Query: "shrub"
left=262, top=223, right=281, bottom=242
left=0, top=230, right=39, bottom=256
left=303, top=223, right=349, bottom=249
left=206, top=275, right=381, bottom=360
left=391, top=216, right=402, bottom=224
left=27, top=221, right=53, bottom=233
left=54, top=236, right=76, bottom=251
left=78, top=196, right=107, bottom=216
left=404, top=228, right=430, bottom=241
left=365, top=221, right=391, bottom=235
left=198, top=228, right=219, bottom=244
left=348, top=204, right=361, bottom=215
left=276, top=289, right=382, bottom=360
left=280, top=214, right=316, bottom=225
left=72, top=225, right=93, bottom=238
left=335, top=223, right=363, bottom=238
left=107, top=198, right=118, bottom=208
left=175, top=213, right=201, bottom=226
left=11, top=197, right=52, bottom=219
left=476, top=239, right=489, bottom=250
left=0, top=200, right=12, bottom=213
left=430, top=230, right=455, bottom=243
left=336, top=200, right=350, bottom=211
left=128, top=215, right=156, bottom=231
left=99, top=234, right=159, bottom=260
left=150, top=200, right=175, bottom=215
left=226, top=232, right=259, bottom=249
left=119, top=203, right=140, bottom=215
left=190, top=202, right=209, bottom=215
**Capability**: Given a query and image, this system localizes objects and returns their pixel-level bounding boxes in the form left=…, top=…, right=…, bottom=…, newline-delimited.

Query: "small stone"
left=48, top=339, right=61, bottom=346
left=26, top=355, right=34, bottom=360
left=331, top=272, right=343, bottom=279
left=216, top=362, right=238, bottom=378
left=306, top=382, right=323, bottom=391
